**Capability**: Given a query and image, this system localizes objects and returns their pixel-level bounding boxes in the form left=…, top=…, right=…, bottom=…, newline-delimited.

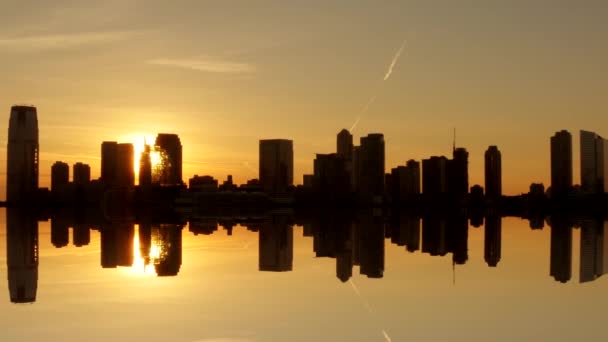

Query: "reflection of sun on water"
left=130, top=225, right=157, bottom=276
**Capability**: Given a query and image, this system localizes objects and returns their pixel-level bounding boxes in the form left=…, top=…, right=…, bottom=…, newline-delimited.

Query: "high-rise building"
left=6, top=105, right=39, bottom=203
left=51, top=161, right=69, bottom=191
left=357, top=134, right=385, bottom=202
left=485, top=146, right=502, bottom=198
left=448, top=147, right=469, bottom=197
left=73, top=162, right=91, bottom=185
left=101, top=141, right=118, bottom=185
left=313, top=153, right=350, bottom=199
left=139, top=143, right=152, bottom=186
left=389, top=160, right=421, bottom=202
left=422, top=156, right=448, bottom=196
left=337, top=129, right=353, bottom=158
left=259, top=139, right=293, bottom=194
left=116, top=143, right=135, bottom=187
left=155, top=133, right=183, bottom=186
left=550, top=130, right=573, bottom=197
left=6, top=209, right=39, bottom=303
left=580, top=130, right=608, bottom=194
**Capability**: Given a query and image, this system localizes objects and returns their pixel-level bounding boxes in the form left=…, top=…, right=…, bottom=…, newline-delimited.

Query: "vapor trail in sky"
left=349, top=39, right=407, bottom=132
left=384, top=40, right=407, bottom=81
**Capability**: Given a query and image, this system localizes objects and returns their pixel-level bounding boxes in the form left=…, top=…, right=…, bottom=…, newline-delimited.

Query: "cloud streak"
left=383, top=39, right=407, bottom=81
left=0, top=31, right=135, bottom=50
left=148, top=58, right=255, bottom=74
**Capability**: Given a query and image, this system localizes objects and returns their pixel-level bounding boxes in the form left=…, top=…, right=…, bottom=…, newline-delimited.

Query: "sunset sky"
left=1, top=1, right=607, bottom=198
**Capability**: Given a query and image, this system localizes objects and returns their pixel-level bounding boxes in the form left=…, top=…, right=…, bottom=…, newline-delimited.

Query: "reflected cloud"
left=147, top=57, right=256, bottom=74
left=0, top=31, right=137, bottom=50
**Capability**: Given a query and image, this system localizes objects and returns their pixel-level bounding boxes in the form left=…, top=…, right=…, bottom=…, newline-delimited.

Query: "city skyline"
left=1, top=1, right=607, bottom=199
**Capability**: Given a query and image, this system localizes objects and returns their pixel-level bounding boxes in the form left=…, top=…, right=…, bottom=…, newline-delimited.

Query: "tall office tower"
left=358, top=134, right=385, bottom=202
left=139, top=143, right=152, bottom=186
left=550, top=130, right=573, bottom=197
left=313, top=153, right=350, bottom=199
left=351, top=146, right=361, bottom=193
left=6, top=105, right=39, bottom=203
left=115, top=143, right=134, bottom=187
left=485, top=146, right=502, bottom=198
left=73, top=162, right=91, bottom=185
left=389, top=160, right=421, bottom=202
left=259, top=216, right=293, bottom=272
left=422, top=156, right=448, bottom=196
left=550, top=218, right=572, bottom=283
left=259, top=139, right=293, bottom=194
left=448, top=147, right=469, bottom=197
left=337, top=129, right=353, bottom=158
left=51, top=161, right=69, bottom=191
left=484, top=215, right=502, bottom=267
left=6, top=209, right=39, bottom=303
left=101, top=141, right=118, bottom=186
left=580, top=130, right=608, bottom=194
left=155, top=133, right=183, bottom=185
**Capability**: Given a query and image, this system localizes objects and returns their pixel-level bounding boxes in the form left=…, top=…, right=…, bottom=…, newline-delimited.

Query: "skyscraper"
left=101, top=141, right=118, bottom=186
left=313, top=153, right=350, bottom=199
left=139, top=143, right=152, bottom=186
left=422, top=156, right=448, bottom=196
left=73, top=162, right=91, bottom=185
left=337, top=129, right=353, bottom=158
left=357, top=134, right=385, bottom=202
left=550, top=130, right=573, bottom=197
left=259, top=139, right=293, bottom=194
left=447, top=147, right=469, bottom=198
left=51, top=161, right=69, bottom=191
left=485, top=146, right=502, bottom=198
left=580, top=130, right=608, bottom=194
left=116, top=143, right=135, bottom=187
left=155, top=133, right=183, bottom=186
left=6, top=105, right=39, bottom=203
left=389, top=160, right=420, bottom=202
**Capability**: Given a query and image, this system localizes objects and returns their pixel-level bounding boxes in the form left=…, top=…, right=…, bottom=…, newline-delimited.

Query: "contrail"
left=383, top=39, right=407, bottom=81
left=350, top=96, right=377, bottom=132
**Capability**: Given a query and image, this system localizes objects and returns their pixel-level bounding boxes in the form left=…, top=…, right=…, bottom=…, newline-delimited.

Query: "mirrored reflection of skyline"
left=6, top=209, right=608, bottom=304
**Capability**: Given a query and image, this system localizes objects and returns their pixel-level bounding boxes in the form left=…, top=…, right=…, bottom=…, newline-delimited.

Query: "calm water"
left=0, top=208, right=606, bottom=342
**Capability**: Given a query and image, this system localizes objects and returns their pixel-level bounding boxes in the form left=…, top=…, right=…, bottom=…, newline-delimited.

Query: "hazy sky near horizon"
left=0, top=0, right=607, bottom=197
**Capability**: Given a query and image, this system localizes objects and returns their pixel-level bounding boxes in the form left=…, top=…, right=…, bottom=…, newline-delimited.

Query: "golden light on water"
left=130, top=225, right=157, bottom=276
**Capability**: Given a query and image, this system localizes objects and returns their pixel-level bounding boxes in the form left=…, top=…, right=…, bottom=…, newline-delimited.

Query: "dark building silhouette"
left=154, top=133, right=183, bottom=185
left=101, top=223, right=134, bottom=268
left=6, top=209, right=39, bottom=303
left=139, top=143, right=152, bottom=186
left=7, top=105, right=39, bottom=203
left=313, top=153, right=350, bottom=200
left=448, top=215, right=469, bottom=265
left=389, top=160, right=421, bottom=202
left=550, top=130, right=573, bottom=197
left=337, top=129, right=353, bottom=158
left=550, top=218, right=573, bottom=283
left=447, top=148, right=469, bottom=198
left=422, top=156, right=448, bottom=196
left=259, top=139, right=293, bottom=194
left=189, top=175, right=219, bottom=192
left=116, top=143, right=135, bottom=187
left=351, top=146, right=361, bottom=193
left=259, top=216, right=293, bottom=271
left=579, top=220, right=607, bottom=283
left=101, top=141, right=118, bottom=185
left=580, top=130, right=608, bottom=194
left=357, top=134, right=385, bottom=203
left=73, top=224, right=91, bottom=247
left=422, top=216, right=448, bottom=256
left=51, top=161, right=69, bottom=191
left=484, top=215, right=502, bottom=267
left=73, top=162, right=91, bottom=185
left=485, top=146, right=502, bottom=198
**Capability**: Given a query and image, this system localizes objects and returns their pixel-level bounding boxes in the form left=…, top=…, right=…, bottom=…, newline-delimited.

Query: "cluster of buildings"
left=550, top=129, right=608, bottom=197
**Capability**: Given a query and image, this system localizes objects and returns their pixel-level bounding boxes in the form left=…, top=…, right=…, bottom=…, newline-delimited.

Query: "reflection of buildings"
left=139, top=143, right=152, bottom=186
left=484, top=215, right=502, bottom=267
left=51, top=216, right=70, bottom=248
left=485, top=146, right=502, bottom=198
left=388, top=214, right=420, bottom=253
left=579, top=220, right=607, bottom=283
left=580, top=130, right=608, bottom=194
left=549, top=218, right=572, bottom=283
left=357, top=213, right=384, bottom=278
left=6, top=209, right=39, bottom=303
left=101, top=222, right=135, bottom=268
left=259, top=139, right=293, bottom=194
left=422, top=215, right=468, bottom=265
left=7, top=105, right=39, bottom=203
left=151, top=224, right=183, bottom=276
left=550, top=130, right=573, bottom=197
left=259, top=216, right=293, bottom=272
left=310, top=214, right=353, bottom=282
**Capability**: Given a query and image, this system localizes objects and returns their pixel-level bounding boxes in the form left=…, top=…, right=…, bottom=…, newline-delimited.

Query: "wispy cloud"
left=383, top=39, right=407, bottom=81
left=0, top=31, right=135, bottom=50
left=148, top=57, right=256, bottom=74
